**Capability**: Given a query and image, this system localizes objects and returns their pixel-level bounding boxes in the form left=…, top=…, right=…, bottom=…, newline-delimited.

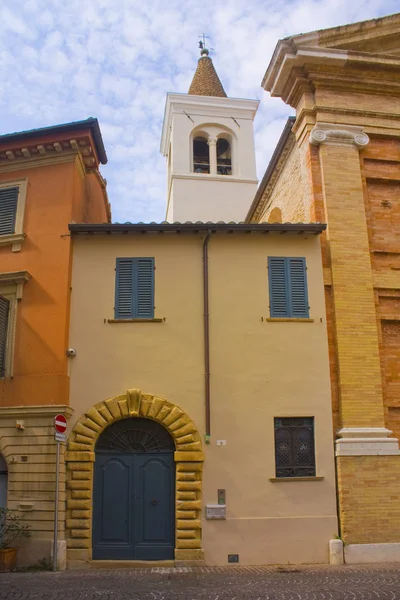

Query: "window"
left=0, top=179, right=28, bottom=250
left=193, top=137, right=210, bottom=174
left=216, top=138, right=231, bottom=175
left=0, top=297, right=10, bottom=378
left=274, top=417, right=316, bottom=478
left=115, top=258, right=154, bottom=319
left=268, top=257, right=309, bottom=318
left=0, top=454, right=7, bottom=508
left=0, top=271, right=31, bottom=378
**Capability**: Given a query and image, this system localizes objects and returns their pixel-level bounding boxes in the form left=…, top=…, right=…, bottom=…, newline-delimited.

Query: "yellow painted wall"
left=68, top=232, right=337, bottom=565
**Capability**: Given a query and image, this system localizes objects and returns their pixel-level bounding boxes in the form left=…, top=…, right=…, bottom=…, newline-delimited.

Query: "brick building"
left=247, top=13, right=400, bottom=562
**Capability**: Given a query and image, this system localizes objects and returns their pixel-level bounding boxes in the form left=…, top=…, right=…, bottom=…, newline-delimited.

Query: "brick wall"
left=260, top=140, right=313, bottom=223
left=361, top=137, right=400, bottom=437
left=337, top=455, right=400, bottom=544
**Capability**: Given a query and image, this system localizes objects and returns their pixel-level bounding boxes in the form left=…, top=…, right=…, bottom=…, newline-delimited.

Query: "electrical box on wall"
left=205, top=504, right=226, bottom=520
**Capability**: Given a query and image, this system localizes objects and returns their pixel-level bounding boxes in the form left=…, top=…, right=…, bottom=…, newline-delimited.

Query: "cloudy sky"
left=0, top=0, right=397, bottom=222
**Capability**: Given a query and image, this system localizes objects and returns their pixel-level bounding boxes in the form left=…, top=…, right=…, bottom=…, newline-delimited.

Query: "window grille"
left=274, top=417, right=316, bottom=477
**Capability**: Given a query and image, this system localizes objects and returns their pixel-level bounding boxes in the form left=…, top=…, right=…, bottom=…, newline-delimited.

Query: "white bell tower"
left=160, top=48, right=259, bottom=223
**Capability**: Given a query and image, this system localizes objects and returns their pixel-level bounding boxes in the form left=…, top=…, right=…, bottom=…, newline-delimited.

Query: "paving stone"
left=1, top=564, right=400, bottom=600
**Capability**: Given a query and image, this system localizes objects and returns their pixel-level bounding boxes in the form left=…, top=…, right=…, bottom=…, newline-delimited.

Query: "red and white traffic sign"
left=54, top=414, right=67, bottom=433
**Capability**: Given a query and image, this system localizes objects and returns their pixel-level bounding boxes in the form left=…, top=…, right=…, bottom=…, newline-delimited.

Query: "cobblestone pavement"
left=1, top=564, right=400, bottom=600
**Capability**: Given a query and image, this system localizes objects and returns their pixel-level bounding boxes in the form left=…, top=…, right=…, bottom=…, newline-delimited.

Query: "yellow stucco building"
left=248, top=12, right=400, bottom=564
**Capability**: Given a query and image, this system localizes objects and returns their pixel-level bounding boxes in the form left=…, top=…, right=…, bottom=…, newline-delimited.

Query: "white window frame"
left=0, top=271, right=31, bottom=378
left=0, top=178, right=28, bottom=251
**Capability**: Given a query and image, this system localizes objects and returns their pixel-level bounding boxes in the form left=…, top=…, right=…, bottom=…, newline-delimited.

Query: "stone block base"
left=329, top=539, right=344, bottom=565
left=174, top=548, right=204, bottom=562
left=51, top=541, right=67, bottom=571
left=345, top=543, right=400, bottom=564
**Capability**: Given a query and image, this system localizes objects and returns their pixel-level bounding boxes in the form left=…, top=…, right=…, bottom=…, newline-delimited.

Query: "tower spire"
left=188, top=37, right=227, bottom=97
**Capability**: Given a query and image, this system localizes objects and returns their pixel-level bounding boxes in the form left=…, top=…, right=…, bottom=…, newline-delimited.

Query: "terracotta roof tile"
left=188, top=54, right=227, bottom=97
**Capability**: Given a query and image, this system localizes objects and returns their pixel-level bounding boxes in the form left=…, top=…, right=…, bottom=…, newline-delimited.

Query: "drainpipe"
left=203, top=230, right=212, bottom=444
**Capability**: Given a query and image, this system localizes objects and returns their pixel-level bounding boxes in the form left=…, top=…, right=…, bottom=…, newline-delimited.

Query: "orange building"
left=0, top=119, right=109, bottom=566
left=248, top=13, right=400, bottom=563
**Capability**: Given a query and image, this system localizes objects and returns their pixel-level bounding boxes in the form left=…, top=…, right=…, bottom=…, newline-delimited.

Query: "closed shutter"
left=0, top=296, right=10, bottom=378
left=268, top=257, right=289, bottom=317
left=115, top=259, right=135, bottom=318
left=115, top=258, right=154, bottom=319
left=135, top=258, right=154, bottom=318
left=268, top=257, right=309, bottom=318
left=288, top=258, right=309, bottom=318
left=0, top=187, right=19, bottom=236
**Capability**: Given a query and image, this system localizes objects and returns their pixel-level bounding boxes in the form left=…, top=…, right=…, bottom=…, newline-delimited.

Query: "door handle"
left=151, top=499, right=158, bottom=506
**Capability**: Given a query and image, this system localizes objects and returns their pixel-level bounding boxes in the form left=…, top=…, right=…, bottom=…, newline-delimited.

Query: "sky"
left=0, top=0, right=398, bottom=223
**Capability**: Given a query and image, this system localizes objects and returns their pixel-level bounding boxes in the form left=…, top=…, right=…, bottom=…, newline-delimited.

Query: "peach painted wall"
left=0, top=154, right=108, bottom=408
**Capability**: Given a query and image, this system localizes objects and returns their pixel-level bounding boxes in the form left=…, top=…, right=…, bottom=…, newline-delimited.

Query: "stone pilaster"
left=311, top=122, right=386, bottom=430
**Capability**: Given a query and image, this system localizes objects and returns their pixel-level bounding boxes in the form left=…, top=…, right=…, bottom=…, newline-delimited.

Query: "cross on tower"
left=198, top=34, right=210, bottom=52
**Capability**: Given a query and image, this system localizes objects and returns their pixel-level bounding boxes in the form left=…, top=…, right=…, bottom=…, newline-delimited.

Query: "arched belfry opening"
left=93, top=418, right=175, bottom=561
left=0, top=453, right=8, bottom=507
left=193, top=136, right=210, bottom=173
left=217, top=137, right=232, bottom=175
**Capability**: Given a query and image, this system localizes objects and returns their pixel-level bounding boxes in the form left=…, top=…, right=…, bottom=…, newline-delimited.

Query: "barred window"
left=274, top=417, right=316, bottom=478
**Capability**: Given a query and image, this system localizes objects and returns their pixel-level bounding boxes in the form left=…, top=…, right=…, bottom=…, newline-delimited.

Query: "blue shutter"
left=288, top=258, right=309, bottom=318
left=268, top=257, right=289, bottom=317
left=115, top=258, right=154, bottom=319
left=115, top=259, right=134, bottom=319
left=0, top=187, right=19, bottom=236
left=0, top=296, right=10, bottom=378
left=134, top=258, right=154, bottom=318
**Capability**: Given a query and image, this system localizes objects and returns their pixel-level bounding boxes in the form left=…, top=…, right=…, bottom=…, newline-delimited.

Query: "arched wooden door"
left=0, top=454, right=7, bottom=507
left=93, top=418, right=175, bottom=560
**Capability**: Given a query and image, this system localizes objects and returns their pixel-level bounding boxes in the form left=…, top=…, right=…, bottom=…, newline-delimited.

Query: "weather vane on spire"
left=198, top=33, right=212, bottom=56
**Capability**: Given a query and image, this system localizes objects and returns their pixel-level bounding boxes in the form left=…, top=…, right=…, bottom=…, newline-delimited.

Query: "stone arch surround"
left=65, top=389, right=204, bottom=567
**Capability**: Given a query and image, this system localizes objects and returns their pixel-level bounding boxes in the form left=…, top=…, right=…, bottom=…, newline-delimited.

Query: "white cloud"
left=0, top=0, right=398, bottom=222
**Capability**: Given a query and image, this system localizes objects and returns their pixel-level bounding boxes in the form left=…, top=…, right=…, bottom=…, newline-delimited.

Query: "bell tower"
left=160, top=46, right=259, bottom=223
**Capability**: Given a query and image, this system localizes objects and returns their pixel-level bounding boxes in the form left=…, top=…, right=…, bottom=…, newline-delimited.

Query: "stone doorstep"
left=66, top=559, right=206, bottom=570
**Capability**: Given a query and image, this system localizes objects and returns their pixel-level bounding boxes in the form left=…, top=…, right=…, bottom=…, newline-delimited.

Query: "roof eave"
left=68, top=221, right=326, bottom=235
left=0, top=118, right=107, bottom=165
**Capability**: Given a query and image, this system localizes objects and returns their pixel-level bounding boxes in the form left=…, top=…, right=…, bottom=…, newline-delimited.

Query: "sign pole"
left=53, top=439, right=60, bottom=572
left=53, top=414, right=67, bottom=572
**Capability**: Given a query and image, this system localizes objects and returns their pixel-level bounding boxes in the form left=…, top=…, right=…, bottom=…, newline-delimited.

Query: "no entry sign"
left=54, top=414, right=67, bottom=434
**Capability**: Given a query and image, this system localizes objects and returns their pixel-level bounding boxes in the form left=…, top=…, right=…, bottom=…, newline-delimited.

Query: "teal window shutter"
left=268, top=257, right=289, bottom=317
left=115, top=258, right=154, bottom=319
left=0, top=296, right=10, bottom=378
left=268, top=257, right=309, bottom=318
left=288, top=258, right=309, bottom=318
left=0, top=187, right=19, bottom=236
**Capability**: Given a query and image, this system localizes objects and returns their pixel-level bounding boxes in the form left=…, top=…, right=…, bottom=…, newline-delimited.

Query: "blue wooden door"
left=93, top=454, right=133, bottom=560
left=92, top=417, right=176, bottom=561
left=133, top=453, right=175, bottom=560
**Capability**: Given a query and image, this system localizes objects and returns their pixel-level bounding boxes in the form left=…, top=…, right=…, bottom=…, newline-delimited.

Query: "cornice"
left=310, top=122, right=370, bottom=148
left=0, top=405, right=73, bottom=417
left=263, top=42, right=400, bottom=108
left=0, top=270, right=31, bottom=299
left=0, top=134, right=100, bottom=174
left=172, top=173, right=258, bottom=185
